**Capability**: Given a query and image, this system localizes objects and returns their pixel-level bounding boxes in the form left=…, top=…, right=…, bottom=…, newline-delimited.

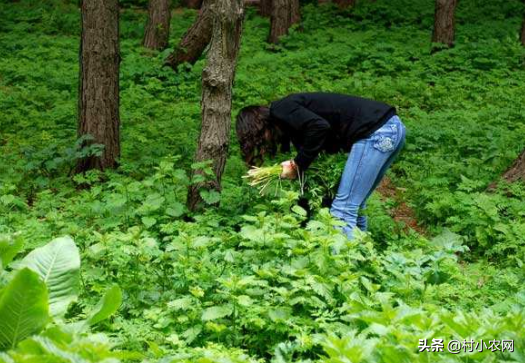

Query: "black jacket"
left=270, top=92, right=396, bottom=170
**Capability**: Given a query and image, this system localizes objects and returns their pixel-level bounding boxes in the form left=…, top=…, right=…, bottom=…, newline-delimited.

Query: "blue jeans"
left=330, top=115, right=406, bottom=240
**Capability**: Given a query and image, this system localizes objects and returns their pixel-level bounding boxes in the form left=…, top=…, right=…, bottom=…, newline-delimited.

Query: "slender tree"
left=432, top=0, right=458, bottom=50
left=187, top=0, right=244, bottom=211
left=259, top=0, right=272, bottom=17
left=77, top=0, right=120, bottom=173
left=269, top=0, right=300, bottom=44
left=143, top=0, right=171, bottom=50
left=333, top=0, right=356, bottom=9
left=164, top=0, right=213, bottom=70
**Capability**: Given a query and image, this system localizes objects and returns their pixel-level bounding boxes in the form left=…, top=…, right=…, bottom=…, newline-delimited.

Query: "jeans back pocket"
left=372, top=121, right=398, bottom=153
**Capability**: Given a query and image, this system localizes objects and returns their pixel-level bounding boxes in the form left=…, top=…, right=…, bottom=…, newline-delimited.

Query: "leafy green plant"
left=0, top=268, right=49, bottom=350
left=1, top=0, right=525, bottom=361
left=0, top=235, right=123, bottom=361
left=0, top=234, right=23, bottom=270
left=18, top=236, right=80, bottom=317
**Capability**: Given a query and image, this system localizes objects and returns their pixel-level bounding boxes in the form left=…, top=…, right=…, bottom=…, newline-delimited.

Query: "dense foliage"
left=0, top=236, right=123, bottom=362
left=0, top=0, right=525, bottom=361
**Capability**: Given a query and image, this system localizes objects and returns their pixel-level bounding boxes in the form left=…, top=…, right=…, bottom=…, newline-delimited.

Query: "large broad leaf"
left=201, top=305, right=233, bottom=321
left=0, top=268, right=49, bottom=351
left=87, top=285, right=122, bottom=326
left=0, top=235, right=23, bottom=270
left=19, top=236, right=80, bottom=317
left=0, top=353, right=14, bottom=363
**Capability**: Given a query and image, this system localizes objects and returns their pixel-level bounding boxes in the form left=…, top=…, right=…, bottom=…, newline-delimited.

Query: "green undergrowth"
left=1, top=0, right=525, bottom=361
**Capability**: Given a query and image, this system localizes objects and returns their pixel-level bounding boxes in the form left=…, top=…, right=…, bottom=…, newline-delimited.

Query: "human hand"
left=280, top=160, right=298, bottom=179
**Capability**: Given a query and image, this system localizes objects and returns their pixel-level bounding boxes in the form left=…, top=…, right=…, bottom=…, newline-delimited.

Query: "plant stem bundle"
left=242, top=164, right=283, bottom=195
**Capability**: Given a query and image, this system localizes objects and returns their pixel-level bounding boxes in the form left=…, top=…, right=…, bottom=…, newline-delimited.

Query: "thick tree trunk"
left=501, top=149, right=525, bottom=183
left=187, top=0, right=244, bottom=211
left=269, top=0, right=301, bottom=44
left=432, top=0, right=457, bottom=49
left=77, top=0, right=120, bottom=173
left=182, top=0, right=203, bottom=9
left=333, top=0, right=356, bottom=9
left=143, top=0, right=171, bottom=50
left=259, top=0, right=272, bottom=17
left=164, top=0, right=212, bottom=70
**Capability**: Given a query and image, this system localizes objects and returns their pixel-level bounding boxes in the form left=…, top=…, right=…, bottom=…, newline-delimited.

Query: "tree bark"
left=268, top=0, right=301, bottom=44
left=164, top=0, right=213, bottom=70
left=187, top=0, right=244, bottom=211
left=432, top=0, right=457, bottom=49
left=182, top=0, right=203, bottom=9
left=333, top=0, right=356, bottom=9
left=501, top=149, right=525, bottom=183
left=291, top=0, right=300, bottom=24
left=259, top=0, right=272, bottom=17
left=143, top=0, right=171, bottom=50
left=77, top=0, right=120, bottom=173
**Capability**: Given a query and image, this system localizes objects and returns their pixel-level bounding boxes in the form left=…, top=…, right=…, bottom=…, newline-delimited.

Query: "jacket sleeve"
left=271, top=97, right=331, bottom=171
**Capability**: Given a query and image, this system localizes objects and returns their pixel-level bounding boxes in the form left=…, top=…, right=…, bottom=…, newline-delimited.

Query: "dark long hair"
left=236, top=105, right=290, bottom=166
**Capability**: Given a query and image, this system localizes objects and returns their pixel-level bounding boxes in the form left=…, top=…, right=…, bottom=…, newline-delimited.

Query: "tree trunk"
left=432, top=0, right=457, bottom=49
left=143, top=0, right=171, bottom=50
left=259, top=0, right=272, bottom=17
left=164, top=0, right=213, bottom=70
left=291, top=0, right=300, bottom=24
left=182, top=0, right=203, bottom=9
left=269, top=0, right=301, bottom=44
left=77, top=0, right=120, bottom=173
left=333, top=0, right=356, bottom=9
left=187, top=0, right=244, bottom=211
left=501, top=149, right=525, bottom=183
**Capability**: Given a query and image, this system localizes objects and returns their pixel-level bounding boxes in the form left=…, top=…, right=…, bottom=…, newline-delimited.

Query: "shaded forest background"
left=1, top=0, right=525, bottom=361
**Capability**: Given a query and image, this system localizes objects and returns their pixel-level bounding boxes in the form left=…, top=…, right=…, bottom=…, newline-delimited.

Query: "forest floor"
left=376, top=177, right=428, bottom=236
left=1, top=0, right=525, bottom=362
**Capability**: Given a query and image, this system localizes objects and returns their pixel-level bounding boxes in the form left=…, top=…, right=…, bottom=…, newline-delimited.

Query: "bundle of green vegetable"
left=243, top=155, right=347, bottom=213
left=242, top=164, right=283, bottom=195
